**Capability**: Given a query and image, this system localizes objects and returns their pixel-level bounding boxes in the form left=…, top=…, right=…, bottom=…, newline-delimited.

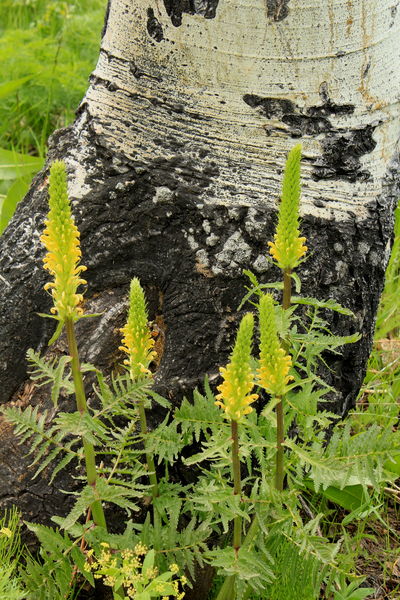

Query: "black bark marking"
left=282, top=113, right=332, bottom=136
left=243, top=93, right=374, bottom=181
left=163, top=0, right=219, bottom=27
left=390, top=3, right=398, bottom=27
left=266, top=0, right=290, bottom=21
left=89, top=74, right=118, bottom=92
left=129, top=60, right=145, bottom=79
left=307, top=103, right=355, bottom=117
left=313, top=126, right=377, bottom=182
left=147, top=8, right=164, bottom=42
left=243, top=94, right=295, bottom=118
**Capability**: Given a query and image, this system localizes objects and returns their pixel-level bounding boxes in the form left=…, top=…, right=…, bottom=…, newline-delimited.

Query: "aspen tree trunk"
left=0, top=0, right=399, bottom=531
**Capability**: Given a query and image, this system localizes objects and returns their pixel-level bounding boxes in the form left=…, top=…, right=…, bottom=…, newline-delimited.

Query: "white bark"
left=66, top=0, right=400, bottom=227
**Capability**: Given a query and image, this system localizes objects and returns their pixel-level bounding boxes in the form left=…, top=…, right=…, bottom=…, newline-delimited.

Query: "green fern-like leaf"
left=2, top=405, right=80, bottom=480
left=174, top=386, right=224, bottom=443
left=60, top=478, right=146, bottom=531
left=20, top=523, right=92, bottom=600
left=26, top=349, right=74, bottom=405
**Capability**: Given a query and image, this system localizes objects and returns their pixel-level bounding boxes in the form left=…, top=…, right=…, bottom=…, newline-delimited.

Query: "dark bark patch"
left=162, top=0, right=219, bottom=27
left=243, top=94, right=295, bottom=118
left=313, top=126, right=377, bottom=182
left=243, top=92, right=374, bottom=181
left=266, top=0, right=290, bottom=21
left=282, top=113, right=332, bottom=136
left=307, top=102, right=355, bottom=117
left=147, top=7, right=164, bottom=42
left=89, top=74, right=118, bottom=92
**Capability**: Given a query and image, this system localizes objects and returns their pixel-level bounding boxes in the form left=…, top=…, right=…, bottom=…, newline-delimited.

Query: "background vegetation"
left=0, top=0, right=106, bottom=232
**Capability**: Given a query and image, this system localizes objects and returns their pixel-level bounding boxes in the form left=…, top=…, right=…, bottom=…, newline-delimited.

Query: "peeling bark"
left=0, top=0, right=399, bottom=555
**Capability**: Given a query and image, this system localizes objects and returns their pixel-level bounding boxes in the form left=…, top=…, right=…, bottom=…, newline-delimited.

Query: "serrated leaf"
left=147, top=389, right=171, bottom=409
left=291, top=296, right=355, bottom=317
left=184, top=432, right=231, bottom=466
left=291, top=272, right=301, bottom=293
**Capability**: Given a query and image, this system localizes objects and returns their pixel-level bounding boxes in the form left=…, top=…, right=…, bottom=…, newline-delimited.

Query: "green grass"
left=0, top=507, right=25, bottom=599
left=0, top=0, right=106, bottom=156
left=0, top=0, right=106, bottom=231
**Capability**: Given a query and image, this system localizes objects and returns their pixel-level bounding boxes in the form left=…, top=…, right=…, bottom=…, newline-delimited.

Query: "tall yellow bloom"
left=257, top=294, right=293, bottom=397
left=40, top=160, right=87, bottom=322
left=215, top=313, right=258, bottom=422
left=119, top=278, right=157, bottom=380
left=268, top=144, right=307, bottom=270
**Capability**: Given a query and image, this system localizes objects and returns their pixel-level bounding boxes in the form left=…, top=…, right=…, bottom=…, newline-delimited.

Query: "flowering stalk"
left=215, top=314, right=257, bottom=599
left=268, top=143, right=307, bottom=311
left=41, top=161, right=107, bottom=530
left=258, top=294, right=293, bottom=491
left=265, top=144, right=306, bottom=490
left=120, top=278, right=160, bottom=544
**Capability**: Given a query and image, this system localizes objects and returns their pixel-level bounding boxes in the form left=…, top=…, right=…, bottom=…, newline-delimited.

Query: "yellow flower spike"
left=257, top=294, right=293, bottom=397
left=268, top=144, right=307, bottom=270
left=215, top=313, right=258, bottom=422
left=120, top=278, right=157, bottom=381
left=40, top=160, right=87, bottom=323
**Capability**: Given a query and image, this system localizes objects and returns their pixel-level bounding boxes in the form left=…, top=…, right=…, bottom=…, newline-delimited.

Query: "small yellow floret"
left=134, top=542, right=148, bottom=556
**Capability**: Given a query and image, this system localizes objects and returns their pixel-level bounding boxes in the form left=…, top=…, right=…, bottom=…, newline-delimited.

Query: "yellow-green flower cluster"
left=84, top=543, right=186, bottom=599
left=0, top=527, right=12, bottom=538
left=40, top=160, right=87, bottom=322
left=215, top=313, right=258, bottom=422
left=257, top=294, right=293, bottom=397
left=267, top=144, right=307, bottom=271
left=120, top=278, right=157, bottom=380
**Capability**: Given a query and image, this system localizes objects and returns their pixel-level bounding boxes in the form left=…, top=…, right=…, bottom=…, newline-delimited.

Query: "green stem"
left=65, top=318, right=106, bottom=530
left=214, top=421, right=241, bottom=600
left=138, top=401, right=159, bottom=498
left=231, top=420, right=242, bottom=558
left=275, top=395, right=284, bottom=491
left=282, top=269, right=292, bottom=310
left=137, top=397, right=161, bottom=549
left=274, top=268, right=292, bottom=492
left=65, top=320, right=124, bottom=600
left=215, top=516, right=259, bottom=600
